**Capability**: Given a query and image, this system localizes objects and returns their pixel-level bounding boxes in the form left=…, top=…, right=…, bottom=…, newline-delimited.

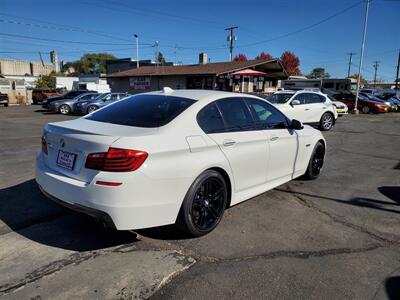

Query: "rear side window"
left=86, top=95, right=195, bottom=128
left=197, top=103, right=225, bottom=133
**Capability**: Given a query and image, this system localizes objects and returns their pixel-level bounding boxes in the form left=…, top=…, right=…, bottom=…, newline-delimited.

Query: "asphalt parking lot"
left=0, top=105, right=399, bottom=299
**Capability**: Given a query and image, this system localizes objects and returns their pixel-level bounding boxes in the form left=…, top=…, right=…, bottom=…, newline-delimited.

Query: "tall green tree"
left=35, top=75, right=56, bottom=88
left=307, top=67, right=330, bottom=79
left=62, top=53, right=117, bottom=75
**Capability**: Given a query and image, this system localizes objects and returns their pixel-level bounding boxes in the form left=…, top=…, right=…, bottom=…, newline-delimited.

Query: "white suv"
left=266, top=90, right=338, bottom=131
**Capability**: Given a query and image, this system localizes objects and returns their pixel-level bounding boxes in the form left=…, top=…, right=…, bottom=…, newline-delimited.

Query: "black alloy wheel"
left=304, top=142, right=325, bottom=180
left=177, top=170, right=227, bottom=236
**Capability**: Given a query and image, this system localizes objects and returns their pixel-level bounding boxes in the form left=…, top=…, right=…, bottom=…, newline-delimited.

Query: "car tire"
left=4, top=103, right=8, bottom=107
left=59, top=104, right=71, bottom=115
left=319, top=112, right=334, bottom=131
left=176, top=170, right=227, bottom=237
left=361, top=106, right=370, bottom=114
left=303, top=141, right=325, bottom=180
left=87, top=105, right=98, bottom=114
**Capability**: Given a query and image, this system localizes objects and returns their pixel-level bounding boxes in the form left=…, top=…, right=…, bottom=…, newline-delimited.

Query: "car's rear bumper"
left=35, top=151, right=186, bottom=230
left=0, top=100, right=8, bottom=104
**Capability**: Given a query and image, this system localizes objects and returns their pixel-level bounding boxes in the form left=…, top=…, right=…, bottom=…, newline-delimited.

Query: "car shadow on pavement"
left=34, top=109, right=55, bottom=114
left=0, top=179, right=138, bottom=251
left=385, top=276, right=400, bottom=300
left=378, top=186, right=400, bottom=203
left=137, top=225, right=193, bottom=240
left=276, top=187, right=399, bottom=215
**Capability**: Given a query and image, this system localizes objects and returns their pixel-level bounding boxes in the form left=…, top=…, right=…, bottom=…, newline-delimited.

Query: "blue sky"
left=0, top=0, right=399, bottom=80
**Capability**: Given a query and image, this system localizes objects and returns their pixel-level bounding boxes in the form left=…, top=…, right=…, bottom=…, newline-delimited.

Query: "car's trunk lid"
left=43, top=118, right=157, bottom=183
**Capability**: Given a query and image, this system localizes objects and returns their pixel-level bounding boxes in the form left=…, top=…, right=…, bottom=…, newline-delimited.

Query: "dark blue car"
left=73, top=92, right=130, bottom=114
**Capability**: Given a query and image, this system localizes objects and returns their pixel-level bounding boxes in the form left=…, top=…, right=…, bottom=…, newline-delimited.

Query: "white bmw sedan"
left=36, top=88, right=326, bottom=236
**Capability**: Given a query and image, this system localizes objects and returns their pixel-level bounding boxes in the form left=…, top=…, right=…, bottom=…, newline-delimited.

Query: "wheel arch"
left=206, top=166, right=233, bottom=209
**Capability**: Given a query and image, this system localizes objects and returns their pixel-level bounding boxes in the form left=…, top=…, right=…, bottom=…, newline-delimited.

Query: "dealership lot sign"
left=130, top=77, right=151, bottom=90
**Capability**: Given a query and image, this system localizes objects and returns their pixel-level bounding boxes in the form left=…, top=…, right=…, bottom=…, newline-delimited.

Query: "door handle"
left=223, top=139, right=236, bottom=147
left=270, top=136, right=279, bottom=141
left=305, top=108, right=310, bottom=111
left=322, top=107, right=327, bottom=109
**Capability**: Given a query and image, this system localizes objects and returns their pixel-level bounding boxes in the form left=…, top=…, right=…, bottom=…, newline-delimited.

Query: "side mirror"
left=290, top=119, right=303, bottom=130
left=291, top=99, right=301, bottom=106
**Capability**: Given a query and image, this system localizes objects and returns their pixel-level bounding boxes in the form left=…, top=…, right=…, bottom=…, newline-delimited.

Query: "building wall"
left=0, top=78, right=30, bottom=104
left=31, top=63, right=55, bottom=76
left=0, top=60, right=31, bottom=76
left=108, top=76, right=187, bottom=94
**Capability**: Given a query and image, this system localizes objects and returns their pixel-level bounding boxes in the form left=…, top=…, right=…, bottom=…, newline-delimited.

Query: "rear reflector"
left=85, top=148, right=148, bottom=172
left=95, top=181, right=122, bottom=186
left=41, top=136, right=48, bottom=155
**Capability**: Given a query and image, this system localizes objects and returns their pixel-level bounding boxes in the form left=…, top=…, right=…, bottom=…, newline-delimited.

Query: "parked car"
left=0, top=92, right=9, bottom=107
left=327, top=95, right=348, bottom=116
left=376, top=93, right=400, bottom=111
left=32, top=89, right=62, bottom=104
left=74, top=92, right=130, bottom=115
left=266, top=90, right=338, bottom=131
left=42, top=90, right=95, bottom=109
left=332, top=93, right=388, bottom=114
left=49, top=93, right=99, bottom=115
left=36, top=88, right=326, bottom=236
left=360, top=92, right=396, bottom=112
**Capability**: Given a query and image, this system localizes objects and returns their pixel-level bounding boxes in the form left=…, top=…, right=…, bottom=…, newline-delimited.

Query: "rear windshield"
left=86, top=94, right=196, bottom=127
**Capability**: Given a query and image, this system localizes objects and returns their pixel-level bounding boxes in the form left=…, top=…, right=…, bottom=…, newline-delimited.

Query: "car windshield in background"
left=266, top=93, right=293, bottom=104
left=86, top=95, right=196, bottom=128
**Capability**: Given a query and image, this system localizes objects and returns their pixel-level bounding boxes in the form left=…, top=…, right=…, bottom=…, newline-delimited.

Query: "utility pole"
left=354, top=0, right=370, bottom=114
left=225, top=26, right=238, bottom=61
left=134, top=34, right=139, bottom=68
left=347, top=52, right=356, bottom=77
left=372, top=60, right=380, bottom=88
left=396, top=49, right=400, bottom=90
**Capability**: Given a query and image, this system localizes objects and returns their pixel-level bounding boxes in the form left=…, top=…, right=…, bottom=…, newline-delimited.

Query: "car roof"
left=144, top=88, right=261, bottom=102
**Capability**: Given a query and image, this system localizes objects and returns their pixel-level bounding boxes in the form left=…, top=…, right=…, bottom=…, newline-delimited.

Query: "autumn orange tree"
left=233, top=53, right=248, bottom=62
left=280, top=51, right=300, bottom=76
left=256, top=51, right=273, bottom=60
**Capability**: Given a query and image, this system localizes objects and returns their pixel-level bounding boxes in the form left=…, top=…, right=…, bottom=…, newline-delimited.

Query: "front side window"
left=293, top=93, right=307, bottom=104
left=245, top=98, right=288, bottom=129
left=86, top=95, right=195, bottom=128
left=216, top=98, right=254, bottom=132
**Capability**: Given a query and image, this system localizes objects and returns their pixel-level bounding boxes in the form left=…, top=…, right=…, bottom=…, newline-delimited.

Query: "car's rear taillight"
left=85, top=148, right=148, bottom=172
left=41, top=136, right=48, bottom=155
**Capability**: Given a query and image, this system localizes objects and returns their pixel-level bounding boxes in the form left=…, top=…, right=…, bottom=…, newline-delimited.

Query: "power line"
left=0, top=32, right=149, bottom=46
left=236, top=1, right=364, bottom=48
left=0, top=13, right=132, bottom=42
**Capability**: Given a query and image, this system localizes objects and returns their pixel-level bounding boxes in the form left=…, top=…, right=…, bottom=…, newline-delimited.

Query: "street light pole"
left=354, top=0, right=370, bottom=114
left=134, top=34, right=139, bottom=68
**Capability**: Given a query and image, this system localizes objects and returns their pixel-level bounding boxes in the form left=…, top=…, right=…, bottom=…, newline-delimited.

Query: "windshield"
left=266, top=93, right=293, bottom=104
left=86, top=94, right=196, bottom=128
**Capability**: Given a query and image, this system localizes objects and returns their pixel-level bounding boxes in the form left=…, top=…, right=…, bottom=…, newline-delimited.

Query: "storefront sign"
left=130, top=77, right=151, bottom=90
